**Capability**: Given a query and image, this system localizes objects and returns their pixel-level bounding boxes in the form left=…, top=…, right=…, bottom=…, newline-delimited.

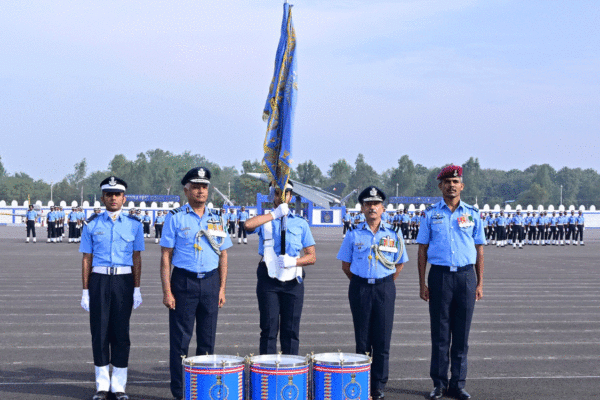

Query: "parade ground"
left=0, top=226, right=598, bottom=400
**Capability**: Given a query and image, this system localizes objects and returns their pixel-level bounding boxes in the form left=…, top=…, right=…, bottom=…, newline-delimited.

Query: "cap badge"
left=453, top=169, right=458, bottom=177
left=108, top=177, right=117, bottom=186
left=370, top=187, right=377, bottom=197
left=198, top=168, right=205, bottom=178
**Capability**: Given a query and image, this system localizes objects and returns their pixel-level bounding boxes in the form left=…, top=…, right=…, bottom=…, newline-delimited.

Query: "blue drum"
left=249, top=354, right=310, bottom=400
left=312, top=353, right=371, bottom=400
left=183, top=355, right=245, bottom=400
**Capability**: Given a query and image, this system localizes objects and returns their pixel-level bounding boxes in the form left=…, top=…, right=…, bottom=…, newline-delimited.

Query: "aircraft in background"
left=246, top=173, right=353, bottom=209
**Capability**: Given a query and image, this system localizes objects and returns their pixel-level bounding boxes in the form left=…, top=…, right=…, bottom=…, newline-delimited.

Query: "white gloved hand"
left=270, top=203, right=289, bottom=220
left=133, top=287, right=142, bottom=309
left=277, top=254, right=297, bottom=269
left=81, top=289, right=90, bottom=312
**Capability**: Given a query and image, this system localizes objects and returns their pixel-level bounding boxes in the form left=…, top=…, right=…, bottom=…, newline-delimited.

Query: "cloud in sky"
left=1, top=1, right=598, bottom=182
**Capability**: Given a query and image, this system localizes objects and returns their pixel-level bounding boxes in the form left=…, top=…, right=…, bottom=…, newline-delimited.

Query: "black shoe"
left=114, top=393, right=129, bottom=400
left=429, top=386, right=445, bottom=399
left=372, top=388, right=385, bottom=400
left=447, top=387, right=471, bottom=399
left=92, top=392, right=109, bottom=400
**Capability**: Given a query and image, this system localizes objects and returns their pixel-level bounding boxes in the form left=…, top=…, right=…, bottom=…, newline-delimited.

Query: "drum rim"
left=249, top=354, right=308, bottom=367
left=182, top=354, right=245, bottom=367
left=312, top=352, right=371, bottom=366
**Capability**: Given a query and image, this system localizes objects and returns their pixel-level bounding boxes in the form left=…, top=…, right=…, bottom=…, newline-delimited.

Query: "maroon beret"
left=437, top=164, right=463, bottom=180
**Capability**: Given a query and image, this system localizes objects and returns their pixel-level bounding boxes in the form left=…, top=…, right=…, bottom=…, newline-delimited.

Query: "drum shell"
left=183, top=355, right=245, bottom=400
left=312, top=353, right=371, bottom=400
left=249, top=355, right=309, bottom=400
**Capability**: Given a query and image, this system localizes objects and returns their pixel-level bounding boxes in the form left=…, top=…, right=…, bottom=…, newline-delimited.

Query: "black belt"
left=431, top=264, right=474, bottom=272
left=174, top=266, right=218, bottom=279
left=352, top=274, right=393, bottom=285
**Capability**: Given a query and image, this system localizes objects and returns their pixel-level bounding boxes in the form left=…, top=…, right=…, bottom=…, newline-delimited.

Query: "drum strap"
left=264, top=220, right=301, bottom=282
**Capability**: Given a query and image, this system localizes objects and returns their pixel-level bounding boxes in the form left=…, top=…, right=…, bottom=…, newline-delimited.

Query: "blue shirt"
left=568, top=215, right=577, bottom=224
left=416, top=200, right=486, bottom=268
left=160, top=204, right=232, bottom=273
left=249, top=213, right=315, bottom=257
left=143, top=215, right=151, bottom=223
left=238, top=211, right=249, bottom=222
left=155, top=215, right=165, bottom=224
left=496, top=215, right=507, bottom=226
left=26, top=210, right=37, bottom=220
left=577, top=216, right=585, bottom=225
left=344, top=213, right=351, bottom=222
left=47, top=211, right=57, bottom=222
left=401, top=214, right=410, bottom=223
left=79, top=212, right=145, bottom=266
left=337, top=221, right=408, bottom=279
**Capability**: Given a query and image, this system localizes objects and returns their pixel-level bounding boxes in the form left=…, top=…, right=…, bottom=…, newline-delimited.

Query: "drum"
left=183, top=355, right=245, bottom=400
left=312, top=353, right=371, bottom=400
left=249, top=354, right=309, bottom=400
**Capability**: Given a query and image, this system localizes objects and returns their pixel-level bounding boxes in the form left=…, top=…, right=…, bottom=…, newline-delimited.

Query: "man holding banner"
left=245, top=181, right=316, bottom=354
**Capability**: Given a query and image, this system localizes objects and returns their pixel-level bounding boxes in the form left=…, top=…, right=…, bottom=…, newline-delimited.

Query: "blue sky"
left=1, top=1, right=599, bottom=182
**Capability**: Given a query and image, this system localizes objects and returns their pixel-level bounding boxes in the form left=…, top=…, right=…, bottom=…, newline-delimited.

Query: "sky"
left=1, top=0, right=599, bottom=183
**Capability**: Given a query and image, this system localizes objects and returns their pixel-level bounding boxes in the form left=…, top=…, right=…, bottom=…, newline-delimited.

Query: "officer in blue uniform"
left=495, top=210, right=507, bottom=247
left=225, top=208, right=236, bottom=235
left=575, top=210, right=585, bottom=245
left=79, top=176, right=144, bottom=400
left=154, top=211, right=165, bottom=244
left=160, top=167, right=232, bottom=400
left=142, top=211, right=151, bottom=238
left=337, top=186, right=407, bottom=400
left=343, top=209, right=352, bottom=237
left=245, top=181, right=316, bottom=355
left=511, top=210, right=525, bottom=249
left=237, top=206, right=249, bottom=244
left=417, top=165, right=485, bottom=400
left=25, top=205, right=38, bottom=243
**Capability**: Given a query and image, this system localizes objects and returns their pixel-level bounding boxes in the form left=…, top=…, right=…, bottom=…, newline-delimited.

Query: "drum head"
left=249, top=354, right=308, bottom=367
left=312, top=353, right=371, bottom=366
left=183, top=354, right=245, bottom=367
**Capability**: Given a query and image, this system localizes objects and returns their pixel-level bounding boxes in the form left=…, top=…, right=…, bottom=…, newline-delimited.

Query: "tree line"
left=1, top=152, right=599, bottom=208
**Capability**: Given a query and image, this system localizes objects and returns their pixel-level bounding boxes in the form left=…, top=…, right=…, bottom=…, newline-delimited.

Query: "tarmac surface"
left=0, top=226, right=599, bottom=400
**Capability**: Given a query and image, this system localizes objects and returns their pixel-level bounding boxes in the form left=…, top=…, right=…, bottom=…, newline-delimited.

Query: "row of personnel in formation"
left=481, top=210, right=586, bottom=248
left=23, top=204, right=253, bottom=245
left=343, top=209, right=424, bottom=244
left=80, top=164, right=482, bottom=400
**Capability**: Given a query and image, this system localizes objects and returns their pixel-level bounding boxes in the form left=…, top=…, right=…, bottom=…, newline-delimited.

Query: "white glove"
left=133, top=287, right=142, bottom=309
left=81, top=289, right=90, bottom=312
left=277, top=254, right=297, bottom=269
left=270, top=203, right=289, bottom=220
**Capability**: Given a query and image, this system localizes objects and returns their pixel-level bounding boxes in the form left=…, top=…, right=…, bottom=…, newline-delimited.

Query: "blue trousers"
left=89, top=273, right=134, bottom=368
left=428, top=265, right=476, bottom=390
left=256, top=262, right=304, bottom=355
left=348, top=275, right=395, bottom=391
left=169, top=267, right=219, bottom=399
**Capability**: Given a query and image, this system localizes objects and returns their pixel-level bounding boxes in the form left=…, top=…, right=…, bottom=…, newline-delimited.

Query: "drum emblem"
left=344, top=374, right=361, bottom=400
left=281, top=376, right=299, bottom=400
left=210, top=375, right=229, bottom=400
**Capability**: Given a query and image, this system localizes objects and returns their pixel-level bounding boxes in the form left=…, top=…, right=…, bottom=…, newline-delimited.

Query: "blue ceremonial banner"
left=262, top=2, right=297, bottom=197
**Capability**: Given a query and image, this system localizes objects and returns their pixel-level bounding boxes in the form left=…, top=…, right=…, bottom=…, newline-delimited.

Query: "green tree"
left=296, top=160, right=323, bottom=186
left=386, top=155, right=416, bottom=198
left=461, top=157, right=481, bottom=203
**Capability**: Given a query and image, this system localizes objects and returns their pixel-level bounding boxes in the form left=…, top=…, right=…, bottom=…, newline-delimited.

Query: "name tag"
left=433, top=220, right=443, bottom=224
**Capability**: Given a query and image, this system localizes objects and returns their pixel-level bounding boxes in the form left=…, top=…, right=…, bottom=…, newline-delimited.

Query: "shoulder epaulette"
left=125, top=214, right=140, bottom=221
left=425, top=205, right=434, bottom=212
left=85, top=214, right=99, bottom=225
left=170, top=207, right=183, bottom=215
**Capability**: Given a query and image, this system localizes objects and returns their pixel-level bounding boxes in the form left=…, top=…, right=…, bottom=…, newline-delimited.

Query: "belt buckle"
left=109, top=267, right=116, bottom=275
left=368, top=278, right=375, bottom=284
left=197, top=273, right=206, bottom=279
left=450, top=266, right=457, bottom=272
